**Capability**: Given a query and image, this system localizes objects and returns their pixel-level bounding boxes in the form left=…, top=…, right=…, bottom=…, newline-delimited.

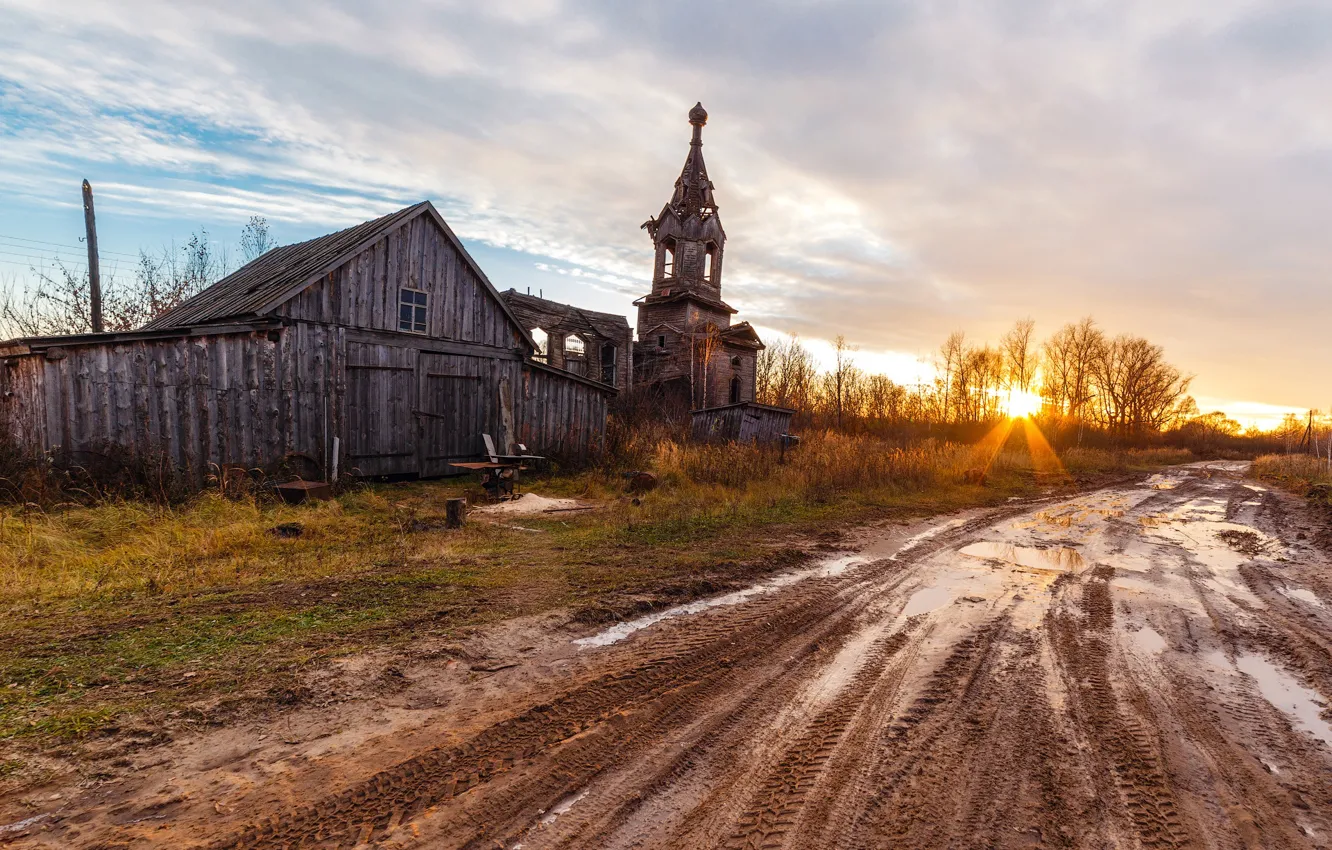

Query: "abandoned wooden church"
left=0, top=103, right=791, bottom=482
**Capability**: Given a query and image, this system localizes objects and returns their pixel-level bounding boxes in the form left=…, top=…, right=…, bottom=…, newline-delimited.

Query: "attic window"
left=731, top=355, right=741, bottom=368
left=530, top=327, right=549, bottom=360
left=658, top=335, right=666, bottom=348
left=398, top=288, right=428, bottom=334
left=565, top=335, right=586, bottom=356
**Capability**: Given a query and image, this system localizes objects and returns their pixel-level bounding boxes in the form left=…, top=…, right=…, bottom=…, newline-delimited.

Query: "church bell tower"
left=633, top=103, right=763, bottom=409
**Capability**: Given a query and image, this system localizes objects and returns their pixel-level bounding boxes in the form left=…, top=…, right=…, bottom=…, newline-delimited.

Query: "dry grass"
left=1252, top=454, right=1332, bottom=504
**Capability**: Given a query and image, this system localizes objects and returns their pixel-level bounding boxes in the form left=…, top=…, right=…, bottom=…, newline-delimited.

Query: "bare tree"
left=828, top=335, right=859, bottom=429
left=938, top=331, right=966, bottom=423
left=1001, top=318, right=1036, bottom=392
left=0, top=222, right=262, bottom=339
left=1090, top=334, right=1193, bottom=437
left=240, top=216, right=274, bottom=263
left=757, top=334, right=818, bottom=412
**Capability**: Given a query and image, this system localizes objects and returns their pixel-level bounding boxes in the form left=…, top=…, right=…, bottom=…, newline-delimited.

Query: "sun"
left=1003, top=389, right=1044, bottom=419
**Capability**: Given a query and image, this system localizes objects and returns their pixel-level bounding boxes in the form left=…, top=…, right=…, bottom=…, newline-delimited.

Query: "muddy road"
left=12, top=462, right=1332, bottom=849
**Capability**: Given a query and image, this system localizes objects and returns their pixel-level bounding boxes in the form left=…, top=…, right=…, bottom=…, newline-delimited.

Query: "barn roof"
left=143, top=202, right=536, bottom=350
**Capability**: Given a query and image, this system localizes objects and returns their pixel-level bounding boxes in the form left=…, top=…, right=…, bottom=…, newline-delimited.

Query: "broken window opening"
left=530, top=327, right=549, bottom=360
left=398, top=288, right=428, bottom=334
left=730, top=375, right=742, bottom=404
left=662, top=238, right=676, bottom=277
left=731, top=355, right=741, bottom=368
left=658, top=334, right=667, bottom=348
left=601, top=343, right=617, bottom=384
left=566, top=334, right=586, bottom=356
left=705, top=243, right=717, bottom=282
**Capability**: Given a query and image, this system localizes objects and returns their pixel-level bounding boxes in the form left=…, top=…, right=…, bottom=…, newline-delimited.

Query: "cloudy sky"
left=2, top=0, right=1328, bottom=427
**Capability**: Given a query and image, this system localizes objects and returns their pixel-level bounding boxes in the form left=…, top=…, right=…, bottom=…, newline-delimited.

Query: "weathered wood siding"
left=691, top=403, right=793, bottom=444
left=277, top=214, right=523, bottom=349
left=517, top=363, right=608, bottom=460
left=0, top=325, right=343, bottom=484
left=0, top=346, right=47, bottom=450
left=3, top=325, right=608, bottom=483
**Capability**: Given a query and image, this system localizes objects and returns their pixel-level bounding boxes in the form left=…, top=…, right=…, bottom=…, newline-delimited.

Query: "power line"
left=0, top=232, right=141, bottom=260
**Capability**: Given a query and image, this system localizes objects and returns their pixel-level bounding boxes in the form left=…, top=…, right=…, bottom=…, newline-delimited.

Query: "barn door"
left=344, top=344, right=418, bottom=476
left=417, top=352, right=490, bottom=477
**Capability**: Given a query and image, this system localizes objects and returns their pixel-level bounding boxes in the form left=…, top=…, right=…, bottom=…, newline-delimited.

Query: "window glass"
left=398, top=288, right=428, bottom=334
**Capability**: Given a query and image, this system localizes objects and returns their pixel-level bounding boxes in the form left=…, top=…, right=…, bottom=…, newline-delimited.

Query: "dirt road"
left=11, top=462, right=1332, bottom=849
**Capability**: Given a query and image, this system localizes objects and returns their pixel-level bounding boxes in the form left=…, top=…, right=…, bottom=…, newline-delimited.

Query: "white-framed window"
left=398, top=288, right=428, bottom=334
left=565, top=334, right=586, bottom=356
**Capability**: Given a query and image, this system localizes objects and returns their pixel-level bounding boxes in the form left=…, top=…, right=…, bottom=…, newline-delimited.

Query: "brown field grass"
left=0, top=431, right=1192, bottom=755
left=1252, top=453, right=1332, bottom=504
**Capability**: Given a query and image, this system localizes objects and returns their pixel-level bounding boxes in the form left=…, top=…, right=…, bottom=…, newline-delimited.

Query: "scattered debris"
left=625, top=471, right=658, bottom=493
left=469, top=661, right=519, bottom=673
left=270, top=522, right=304, bottom=538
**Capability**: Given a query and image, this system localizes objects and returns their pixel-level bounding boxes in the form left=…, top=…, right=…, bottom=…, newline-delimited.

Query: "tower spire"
left=670, top=103, right=716, bottom=220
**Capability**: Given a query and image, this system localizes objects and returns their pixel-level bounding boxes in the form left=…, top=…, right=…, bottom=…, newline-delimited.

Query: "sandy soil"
left=5, top=462, right=1332, bottom=849
left=469, top=494, right=590, bottom=516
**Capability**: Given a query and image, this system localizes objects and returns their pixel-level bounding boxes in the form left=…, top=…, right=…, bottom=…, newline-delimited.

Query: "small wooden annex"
left=0, top=202, right=614, bottom=484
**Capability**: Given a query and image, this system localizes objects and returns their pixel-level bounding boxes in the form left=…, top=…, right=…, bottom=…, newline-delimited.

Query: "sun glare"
left=1003, top=389, right=1044, bottom=419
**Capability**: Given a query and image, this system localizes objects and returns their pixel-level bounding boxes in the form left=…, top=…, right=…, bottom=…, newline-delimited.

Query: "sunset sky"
left=1, top=0, right=1328, bottom=429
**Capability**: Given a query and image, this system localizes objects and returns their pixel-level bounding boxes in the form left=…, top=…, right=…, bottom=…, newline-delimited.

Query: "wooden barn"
left=0, top=202, right=614, bottom=484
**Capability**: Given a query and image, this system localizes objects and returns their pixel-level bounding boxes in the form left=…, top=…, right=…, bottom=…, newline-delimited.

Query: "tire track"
left=1051, top=567, right=1190, bottom=849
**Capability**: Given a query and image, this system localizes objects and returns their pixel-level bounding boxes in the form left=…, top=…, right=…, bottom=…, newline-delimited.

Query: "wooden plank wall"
left=690, top=405, right=793, bottom=444
left=0, top=352, right=47, bottom=450
left=277, top=215, right=522, bottom=349
left=516, top=365, right=608, bottom=460
left=2, top=324, right=343, bottom=485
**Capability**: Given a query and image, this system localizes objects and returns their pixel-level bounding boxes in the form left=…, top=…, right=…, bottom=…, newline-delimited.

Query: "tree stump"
left=445, top=497, right=466, bottom=529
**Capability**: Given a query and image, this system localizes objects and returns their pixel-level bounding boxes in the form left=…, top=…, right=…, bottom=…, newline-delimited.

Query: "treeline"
left=755, top=317, right=1263, bottom=449
left=0, top=217, right=273, bottom=338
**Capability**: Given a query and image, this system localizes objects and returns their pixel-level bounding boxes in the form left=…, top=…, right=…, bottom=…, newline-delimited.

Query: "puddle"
left=1235, top=653, right=1332, bottom=748
left=539, top=789, right=588, bottom=825
left=1243, top=484, right=1268, bottom=493
left=0, top=814, right=51, bottom=836
left=513, top=789, right=588, bottom=847
left=574, top=553, right=868, bottom=648
left=1142, top=474, right=1180, bottom=490
left=1281, top=587, right=1324, bottom=608
left=1126, top=625, right=1167, bottom=654
left=892, top=518, right=967, bottom=560
left=958, top=541, right=1086, bottom=574
left=901, top=585, right=954, bottom=618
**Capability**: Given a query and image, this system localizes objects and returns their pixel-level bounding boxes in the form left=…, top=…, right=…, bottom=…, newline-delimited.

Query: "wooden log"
left=445, top=497, right=466, bottom=529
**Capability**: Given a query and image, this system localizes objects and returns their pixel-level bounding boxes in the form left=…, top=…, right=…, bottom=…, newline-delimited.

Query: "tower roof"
left=668, top=102, right=717, bottom=220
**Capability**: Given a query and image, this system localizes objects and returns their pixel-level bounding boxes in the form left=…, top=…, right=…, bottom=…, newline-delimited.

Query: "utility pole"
left=82, top=179, right=103, bottom=333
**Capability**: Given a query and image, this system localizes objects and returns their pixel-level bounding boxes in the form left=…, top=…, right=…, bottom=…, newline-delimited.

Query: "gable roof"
left=143, top=202, right=537, bottom=350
